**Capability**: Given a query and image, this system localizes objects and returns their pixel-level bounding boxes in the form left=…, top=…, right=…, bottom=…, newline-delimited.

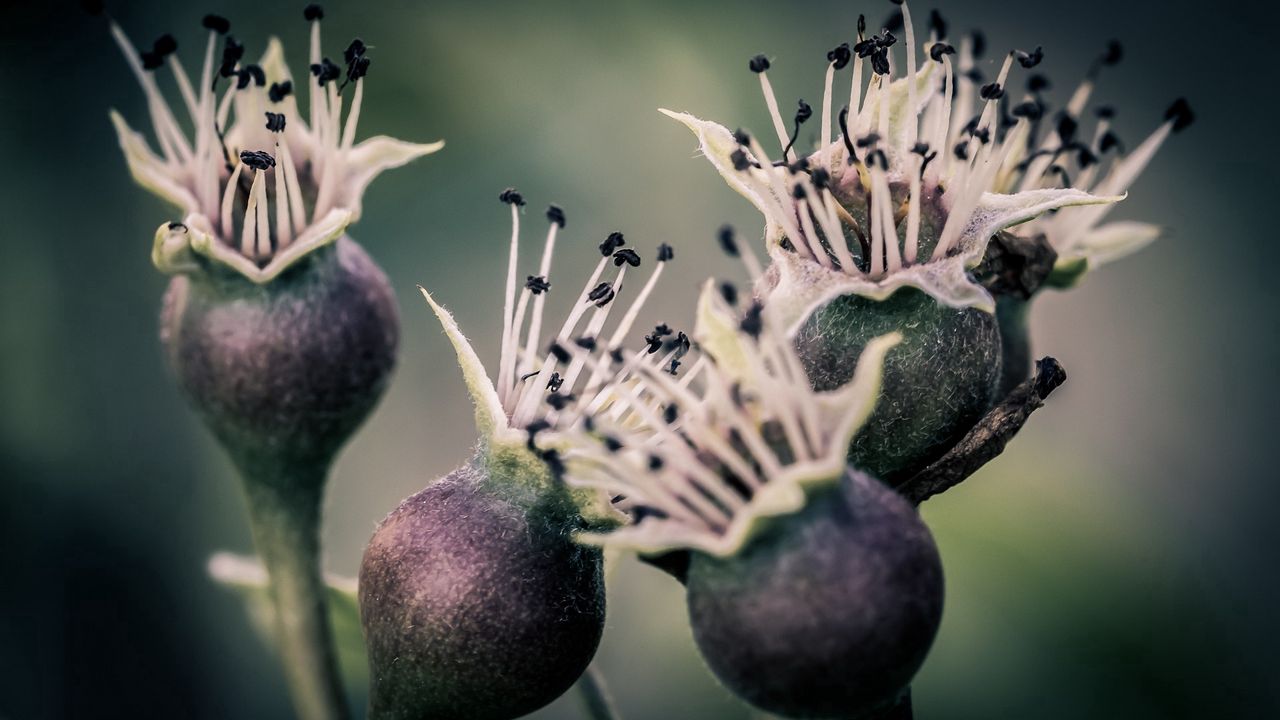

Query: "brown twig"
left=899, top=357, right=1067, bottom=505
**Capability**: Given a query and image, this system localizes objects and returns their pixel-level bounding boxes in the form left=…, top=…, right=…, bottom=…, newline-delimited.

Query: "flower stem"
left=575, top=665, right=622, bottom=720
left=240, top=458, right=350, bottom=720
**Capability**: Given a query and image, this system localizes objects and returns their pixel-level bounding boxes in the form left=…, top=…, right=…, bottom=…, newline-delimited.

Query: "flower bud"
left=359, top=196, right=675, bottom=718
left=687, top=470, right=942, bottom=719
left=547, top=281, right=930, bottom=718
left=661, top=11, right=1151, bottom=480
left=359, top=459, right=605, bottom=720
left=161, top=236, right=397, bottom=474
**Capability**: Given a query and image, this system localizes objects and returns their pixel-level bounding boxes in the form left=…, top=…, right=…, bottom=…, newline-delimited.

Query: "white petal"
left=765, top=246, right=996, bottom=337
left=692, top=278, right=751, bottom=380
left=659, top=109, right=776, bottom=220
left=256, top=207, right=352, bottom=282
left=342, top=136, right=445, bottom=221
left=259, top=37, right=309, bottom=136
left=1064, top=220, right=1162, bottom=267
left=853, top=61, right=937, bottom=174
left=962, top=188, right=1126, bottom=260
left=813, top=331, right=901, bottom=456
left=581, top=333, right=901, bottom=559
left=110, top=110, right=199, bottom=212
left=151, top=217, right=205, bottom=275
left=418, top=286, right=509, bottom=440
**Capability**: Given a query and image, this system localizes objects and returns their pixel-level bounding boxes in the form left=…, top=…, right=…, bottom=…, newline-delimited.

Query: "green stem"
left=575, top=665, right=622, bottom=720
left=240, top=460, right=350, bottom=720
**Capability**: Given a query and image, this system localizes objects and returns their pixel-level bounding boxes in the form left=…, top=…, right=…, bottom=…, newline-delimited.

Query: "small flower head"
left=542, top=264, right=901, bottom=556
left=662, top=2, right=1181, bottom=328
left=101, top=6, right=443, bottom=283
left=420, top=190, right=679, bottom=511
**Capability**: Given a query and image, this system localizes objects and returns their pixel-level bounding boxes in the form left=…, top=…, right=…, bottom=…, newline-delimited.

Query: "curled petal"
left=110, top=110, right=199, bottom=213
left=343, top=136, right=445, bottom=221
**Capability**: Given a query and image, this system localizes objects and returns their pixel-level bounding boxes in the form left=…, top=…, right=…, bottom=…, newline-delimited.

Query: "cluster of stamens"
left=472, top=191, right=686, bottom=461
left=535, top=224, right=897, bottom=554
left=95, top=3, right=440, bottom=274
left=692, top=0, right=1192, bottom=283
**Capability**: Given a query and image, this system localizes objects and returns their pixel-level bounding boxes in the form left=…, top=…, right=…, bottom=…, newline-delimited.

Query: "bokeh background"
left=2, top=0, right=1276, bottom=717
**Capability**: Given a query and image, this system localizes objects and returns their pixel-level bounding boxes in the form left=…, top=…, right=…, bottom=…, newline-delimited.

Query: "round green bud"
left=793, top=288, right=1002, bottom=483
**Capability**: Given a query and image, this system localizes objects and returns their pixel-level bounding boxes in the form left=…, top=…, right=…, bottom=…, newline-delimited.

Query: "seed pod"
left=687, top=470, right=943, bottom=719
left=160, top=237, right=398, bottom=476
left=360, top=459, right=605, bottom=720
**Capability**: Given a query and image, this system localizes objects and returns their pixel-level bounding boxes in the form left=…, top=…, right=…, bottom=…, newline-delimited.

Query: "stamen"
left=820, top=44, right=850, bottom=167
left=202, top=14, right=231, bottom=34
left=900, top=1, right=919, bottom=150
left=519, top=207, right=564, bottom=378
left=497, top=189, right=526, bottom=406
left=240, top=168, right=264, bottom=258
left=750, top=55, right=792, bottom=155
left=220, top=161, right=245, bottom=237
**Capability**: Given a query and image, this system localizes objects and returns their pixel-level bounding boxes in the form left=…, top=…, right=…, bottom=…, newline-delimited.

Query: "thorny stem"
left=575, top=665, right=622, bottom=720
left=239, top=459, right=350, bottom=720
left=899, top=357, right=1067, bottom=505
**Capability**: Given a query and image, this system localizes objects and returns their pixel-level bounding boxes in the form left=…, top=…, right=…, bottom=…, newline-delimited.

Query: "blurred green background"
left=2, top=0, right=1276, bottom=717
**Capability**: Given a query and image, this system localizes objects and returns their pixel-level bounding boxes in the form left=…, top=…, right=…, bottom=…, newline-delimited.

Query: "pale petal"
left=418, top=286, right=508, bottom=439
left=258, top=37, right=308, bottom=136
left=110, top=110, right=199, bottom=212
left=692, top=279, right=751, bottom=380
left=659, top=109, right=776, bottom=220
left=853, top=61, right=937, bottom=174
left=1069, top=220, right=1162, bottom=266
left=765, top=246, right=996, bottom=337
left=150, top=215, right=209, bottom=275
left=961, top=188, right=1126, bottom=261
left=256, top=207, right=352, bottom=282
left=342, top=136, right=445, bottom=220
